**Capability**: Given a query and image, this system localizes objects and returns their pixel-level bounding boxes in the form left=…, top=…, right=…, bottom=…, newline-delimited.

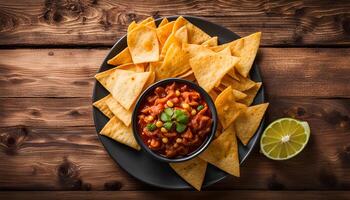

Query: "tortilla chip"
left=186, top=23, right=211, bottom=44
left=190, top=53, right=239, bottom=92
left=182, top=43, right=214, bottom=58
left=174, top=26, right=188, bottom=43
left=160, top=24, right=189, bottom=57
left=238, top=82, right=262, bottom=106
left=107, top=48, right=133, bottom=66
left=172, top=16, right=188, bottom=33
left=217, top=46, right=231, bottom=56
left=220, top=74, right=256, bottom=92
left=95, top=68, right=116, bottom=89
left=127, top=25, right=159, bottom=64
left=212, top=32, right=261, bottom=77
left=235, top=103, right=269, bottom=145
left=202, top=36, right=218, bottom=47
left=158, top=18, right=169, bottom=27
left=105, top=69, right=151, bottom=110
left=95, top=64, right=145, bottom=91
left=169, top=157, right=207, bottom=191
left=118, top=63, right=145, bottom=72
left=100, top=116, right=140, bottom=150
left=199, top=123, right=240, bottom=177
left=144, top=19, right=157, bottom=29
left=128, top=21, right=138, bottom=32
left=144, top=70, right=156, bottom=88
left=105, top=95, right=132, bottom=126
left=156, top=21, right=175, bottom=46
left=93, top=95, right=114, bottom=119
left=139, top=17, right=154, bottom=25
left=233, top=89, right=247, bottom=100
left=156, top=43, right=191, bottom=79
left=215, top=86, right=246, bottom=129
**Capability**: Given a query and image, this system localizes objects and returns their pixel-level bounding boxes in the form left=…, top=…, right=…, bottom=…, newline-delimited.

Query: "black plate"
left=92, top=15, right=265, bottom=189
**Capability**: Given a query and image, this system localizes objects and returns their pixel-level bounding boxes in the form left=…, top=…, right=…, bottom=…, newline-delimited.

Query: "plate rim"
left=92, top=15, right=265, bottom=189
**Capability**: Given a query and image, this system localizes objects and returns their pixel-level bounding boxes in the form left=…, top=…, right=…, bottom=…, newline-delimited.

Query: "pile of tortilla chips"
left=93, top=16, right=269, bottom=190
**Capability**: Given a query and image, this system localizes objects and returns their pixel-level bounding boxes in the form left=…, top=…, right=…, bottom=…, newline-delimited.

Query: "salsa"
left=137, top=82, right=213, bottom=158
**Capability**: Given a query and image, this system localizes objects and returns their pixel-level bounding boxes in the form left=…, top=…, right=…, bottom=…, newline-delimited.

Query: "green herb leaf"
left=173, top=109, right=184, bottom=119
left=146, top=123, right=157, bottom=131
left=197, top=105, right=204, bottom=111
left=160, top=112, right=171, bottom=122
left=176, top=123, right=187, bottom=133
left=163, top=122, right=173, bottom=130
left=176, top=114, right=189, bottom=124
left=164, top=108, right=174, bottom=116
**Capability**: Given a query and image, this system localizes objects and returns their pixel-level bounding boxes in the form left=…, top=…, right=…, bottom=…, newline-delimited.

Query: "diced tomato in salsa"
left=137, top=82, right=212, bottom=158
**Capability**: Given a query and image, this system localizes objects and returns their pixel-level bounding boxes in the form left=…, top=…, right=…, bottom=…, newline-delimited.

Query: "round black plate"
left=92, top=15, right=265, bottom=189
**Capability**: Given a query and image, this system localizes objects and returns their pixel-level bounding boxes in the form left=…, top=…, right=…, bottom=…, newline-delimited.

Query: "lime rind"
left=260, top=118, right=310, bottom=160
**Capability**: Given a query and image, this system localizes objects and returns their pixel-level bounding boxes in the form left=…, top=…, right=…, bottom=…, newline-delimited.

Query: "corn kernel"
left=166, top=100, right=174, bottom=107
left=176, top=138, right=182, bottom=143
left=161, top=127, right=167, bottom=133
left=162, top=137, right=168, bottom=143
left=174, top=143, right=179, bottom=148
left=175, top=90, right=180, bottom=96
left=156, top=121, right=163, bottom=127
left=182, top=103, right=190, bottom=109
left=191, top=109, right=197, bottom=115
left=146, top=115, right=154, bottom=122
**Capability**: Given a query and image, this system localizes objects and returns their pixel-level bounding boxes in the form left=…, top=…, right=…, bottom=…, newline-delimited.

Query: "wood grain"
left=0, top=97, right=349, bottom=190
left=0, top=48, right=349, bottom=98
left=1, top=191, right=350, bottom=200
left=0, top=0, right=349, bottom=46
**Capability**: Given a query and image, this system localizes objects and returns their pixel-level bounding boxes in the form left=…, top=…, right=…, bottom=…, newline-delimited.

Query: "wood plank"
left=0, top=48, right=349, bottom=98
left=0, top=97, right=349, bottom=190
left=0, top=0, right=349, bottom=46
left=1, top=191, right=350, bottom=200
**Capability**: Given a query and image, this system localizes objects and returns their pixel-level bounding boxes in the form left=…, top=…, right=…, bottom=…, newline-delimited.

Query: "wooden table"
left=0, top=0, right=349, bottom=199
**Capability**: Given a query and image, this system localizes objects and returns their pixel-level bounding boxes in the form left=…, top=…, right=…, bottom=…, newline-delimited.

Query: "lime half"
left=260, top=118, right=310, bottom=160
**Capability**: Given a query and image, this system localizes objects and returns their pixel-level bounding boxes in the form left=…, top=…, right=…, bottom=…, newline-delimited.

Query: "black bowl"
left=132, top=78, right=218, bottom=163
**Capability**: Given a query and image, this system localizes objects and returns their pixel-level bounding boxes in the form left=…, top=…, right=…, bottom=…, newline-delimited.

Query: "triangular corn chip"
left=95, top=68, right=116, bottom=89
left=215, top=86, right=246, bottom=129
left=139, top=17, right=154, bottom=26
left=127, top=21, right=138, bottom=32
left=172, top=16, right=188, bottom=33
left=235, top=103, right=269, bottom=145
left=186, top=23, right=211, bottom=44
left=118, top=63, right=145, bottom=72
left=169, top=157, right=207, bottom=191
left=144, top=20, right=156, bottom=29
left=107, top=48, right=133, bottom=66
left=199, top=123, right=240, bottom=177
left=217, top=46, right=231, bottom=56
left=93, top=94, right=114, bottom=119
left=95, top=64, right=145, bottom=91
left=174, top=26, right=188, bottom=43
left=105, top=70, right=151, bottom=110
left=202, top=36, right=218, bottom=47
left=158, top=18, right=169, bottom=27
left=211, top=32, right=261, bottom=77
left=182, top=43, right=215, bottom=58
left=100, top=116, right=140, bottom=150
left=156, top=43, right=191, bottom=79
left=220, top=74, right=256, bottom=92
left=190, top=53, right=239, bottom=92
left=127, top=25, right=159, bottom=64
left=238, top=82, right=262, bottom=106
left=128, top=17, right=155, bottom=33
left=156, top=21, right=175, bottom=46
left=232, top=89, right=247, bottom=100
left=105, top=95, right=132, bottom=126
